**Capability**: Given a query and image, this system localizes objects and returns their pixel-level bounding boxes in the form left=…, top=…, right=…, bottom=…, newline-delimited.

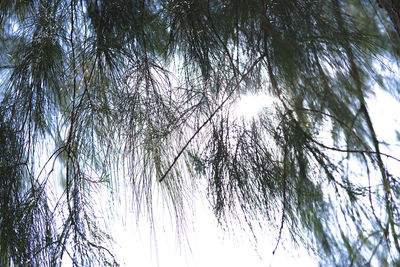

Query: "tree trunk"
left=377, top=0, right=400, bottom=37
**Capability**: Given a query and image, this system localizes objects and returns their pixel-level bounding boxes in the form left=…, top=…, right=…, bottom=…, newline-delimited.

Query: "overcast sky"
left=111, top=85, right=399, bottom=267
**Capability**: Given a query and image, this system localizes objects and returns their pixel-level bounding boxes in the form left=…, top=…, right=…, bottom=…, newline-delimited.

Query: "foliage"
left=1, top=0, right=400, bottom=266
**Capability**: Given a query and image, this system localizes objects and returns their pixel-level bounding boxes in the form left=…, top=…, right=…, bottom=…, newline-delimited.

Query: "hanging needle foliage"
left=1, top=0, right=400, bottom=266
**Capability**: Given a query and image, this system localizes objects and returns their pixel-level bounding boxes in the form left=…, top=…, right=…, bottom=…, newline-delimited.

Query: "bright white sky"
left=111, top=86, right=399, bottom=267
left=109, top=93, right=319, bottom=267
left=112, top=186, right=318, bottom=267
left=55, top=85, right=399, bottom=267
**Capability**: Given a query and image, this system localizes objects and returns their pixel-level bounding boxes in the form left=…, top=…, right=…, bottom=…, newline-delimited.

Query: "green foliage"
left=1, top=0, right=400, bottom=266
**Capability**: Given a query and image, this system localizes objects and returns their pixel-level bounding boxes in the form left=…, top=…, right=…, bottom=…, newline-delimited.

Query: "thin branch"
left=159, top=54, right=266, bottom=182
left=272, top=148, right=287, bottom=255
left=307, top=130, right=400, bottom=163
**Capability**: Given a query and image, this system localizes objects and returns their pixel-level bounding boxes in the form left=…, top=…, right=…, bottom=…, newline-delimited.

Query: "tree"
left=1, top=0, right=400, bottom=266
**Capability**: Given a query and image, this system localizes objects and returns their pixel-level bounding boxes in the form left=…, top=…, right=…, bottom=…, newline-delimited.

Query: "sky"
left=110, top=85, right=399, bottom=267
left=108, top=94, right=319, bottom=267
left=111, top=184, right=319, bottom=267
left=55, top=82, right=399, bottom=267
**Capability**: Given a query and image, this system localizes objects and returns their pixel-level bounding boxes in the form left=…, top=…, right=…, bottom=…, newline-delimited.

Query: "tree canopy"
left=1, top=0, right=400, bottom=266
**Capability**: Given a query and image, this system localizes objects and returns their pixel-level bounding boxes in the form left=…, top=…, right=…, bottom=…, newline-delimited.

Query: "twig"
left=272, top=148, right=287, bottom=255
left=159, top=54, right=266, bottom=182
